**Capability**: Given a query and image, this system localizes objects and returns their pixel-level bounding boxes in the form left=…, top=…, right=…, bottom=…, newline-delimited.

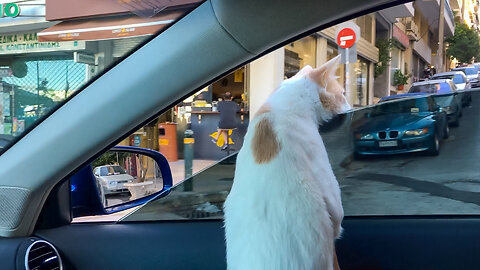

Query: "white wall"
left=248, top=47, right=285, bottom=117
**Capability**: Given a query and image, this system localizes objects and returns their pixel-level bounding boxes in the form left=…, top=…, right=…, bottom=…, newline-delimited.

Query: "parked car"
left=431, top=71, right=470, bottom=90
left=452, top=66, right=480, bottom=88
left=93, top=165, right=134, bottom=194
left=408, top=79, right=462, bottom=126
left=354, top=94, right=448, bottom=157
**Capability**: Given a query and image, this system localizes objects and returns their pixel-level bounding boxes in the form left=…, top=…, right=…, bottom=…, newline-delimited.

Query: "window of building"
left=284, top=36, right=317, bottom=78
left=356, top=15, right=373, bottom=43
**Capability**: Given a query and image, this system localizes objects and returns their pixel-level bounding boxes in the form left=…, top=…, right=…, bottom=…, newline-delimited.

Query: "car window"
left=0, top=1, right=202, bottom=155
left=99, top=167, right=108, bottom=176
left=111, top=166, right=126, bottom=175
left=434, top=95, right=454, bottom=107
left=70, top=2, right=480, bottom=222
left=453, top=74, right=464, bottom=84
left=455, top=67, right=477, bottom=75
left=409, top=84, right=439, bottom=94
left=371, top=98, right=429, bottom=116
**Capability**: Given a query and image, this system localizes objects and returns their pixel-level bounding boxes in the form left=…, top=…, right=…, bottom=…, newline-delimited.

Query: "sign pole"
left=336, top=23, right=359, bottom=106
left=345, top=47, right=349, bottom=101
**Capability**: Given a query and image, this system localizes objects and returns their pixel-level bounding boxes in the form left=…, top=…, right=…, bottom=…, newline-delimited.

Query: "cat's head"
left=293, top=55, right=351, bottom=115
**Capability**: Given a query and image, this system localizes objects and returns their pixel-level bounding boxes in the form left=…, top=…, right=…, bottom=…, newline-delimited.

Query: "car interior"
left=2, top=0, right=480, bottom=269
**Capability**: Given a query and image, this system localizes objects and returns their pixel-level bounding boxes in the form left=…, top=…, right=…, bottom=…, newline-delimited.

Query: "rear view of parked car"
left=408, top=79, right=462, bottom=126
left=431, top=71, right=470, bottom=90
left=452, top=66, right=480, bottom=88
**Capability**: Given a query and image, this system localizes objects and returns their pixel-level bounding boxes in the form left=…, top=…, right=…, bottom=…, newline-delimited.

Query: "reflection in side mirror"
left=71, top=146, right=172, bottom=218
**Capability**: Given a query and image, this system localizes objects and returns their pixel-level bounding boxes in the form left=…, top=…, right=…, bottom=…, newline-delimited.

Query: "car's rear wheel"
left=444, top=124, right=449, bottom=139
left=427, top=133, right=440, bottom=156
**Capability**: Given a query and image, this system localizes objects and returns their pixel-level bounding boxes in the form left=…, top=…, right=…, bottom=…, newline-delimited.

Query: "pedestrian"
left=212, top=92, right=240, bottom=149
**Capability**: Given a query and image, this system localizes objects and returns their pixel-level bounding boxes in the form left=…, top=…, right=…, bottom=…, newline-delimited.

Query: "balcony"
left=405, top=18, right=420, bottom=41
left=413, top=37, right=432, bottom=64
left=378, top=3, right=415, bottom=23
left=416, top=0, right=455, bottom=37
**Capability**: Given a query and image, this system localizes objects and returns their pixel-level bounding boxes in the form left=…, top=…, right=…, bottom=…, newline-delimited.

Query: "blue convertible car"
left=354, top=94, right=449, bottom=157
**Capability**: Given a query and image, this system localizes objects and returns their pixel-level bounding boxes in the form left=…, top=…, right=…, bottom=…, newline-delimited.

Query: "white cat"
left=224, top=55, right=350, bottom=270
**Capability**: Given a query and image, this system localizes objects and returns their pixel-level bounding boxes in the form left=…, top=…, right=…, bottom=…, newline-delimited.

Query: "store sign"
left=0, top=32, right=85, bottom=55
left=133, top=135, right=141, bottom=146
left=0, top=3, right=20, bottom=18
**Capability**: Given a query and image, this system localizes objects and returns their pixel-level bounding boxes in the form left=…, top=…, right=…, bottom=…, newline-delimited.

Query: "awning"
left=38, top=11, right=183, bottom=42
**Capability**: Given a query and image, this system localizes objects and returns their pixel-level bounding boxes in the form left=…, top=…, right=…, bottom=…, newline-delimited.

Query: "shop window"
left=356, top=15, right=373, bottom=43
left=352, top=58, right=369, bottom=106
left=284, top=36, right=317, bottom=78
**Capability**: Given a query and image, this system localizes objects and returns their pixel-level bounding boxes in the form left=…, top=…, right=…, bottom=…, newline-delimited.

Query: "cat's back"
left=224, top=113, right=334, bottom=270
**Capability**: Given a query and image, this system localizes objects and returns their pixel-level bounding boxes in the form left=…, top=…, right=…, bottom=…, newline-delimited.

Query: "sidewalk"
left=168, top=159, right=217, bottom=185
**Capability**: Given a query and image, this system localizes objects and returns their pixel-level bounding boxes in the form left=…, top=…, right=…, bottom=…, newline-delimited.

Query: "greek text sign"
left=0, top=32, right=85, bottom=55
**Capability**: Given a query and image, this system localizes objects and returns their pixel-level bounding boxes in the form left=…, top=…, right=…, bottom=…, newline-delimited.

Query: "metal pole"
left=183, top=128, right=194, bottom=191
left=345, top=47, right=350, bottom=102
left=438, top=0, right=445, bottom=72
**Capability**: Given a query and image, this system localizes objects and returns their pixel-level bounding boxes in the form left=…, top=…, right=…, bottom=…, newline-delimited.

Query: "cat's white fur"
left=224, top=55, right=350, bottom=270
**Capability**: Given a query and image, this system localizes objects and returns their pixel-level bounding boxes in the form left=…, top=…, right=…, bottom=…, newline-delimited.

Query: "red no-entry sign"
left=336, top=28, right=356, bottom=49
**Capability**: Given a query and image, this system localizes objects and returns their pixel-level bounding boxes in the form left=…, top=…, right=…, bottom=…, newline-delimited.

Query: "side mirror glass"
left=71, top=146, right=172, bottom=218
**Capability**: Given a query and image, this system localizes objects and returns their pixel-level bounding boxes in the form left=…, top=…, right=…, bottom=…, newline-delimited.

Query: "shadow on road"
left=352, top=173, right=480, bottom=207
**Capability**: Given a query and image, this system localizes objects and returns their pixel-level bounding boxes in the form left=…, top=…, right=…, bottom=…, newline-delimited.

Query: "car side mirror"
left=71, top=146, right=172, bottom=218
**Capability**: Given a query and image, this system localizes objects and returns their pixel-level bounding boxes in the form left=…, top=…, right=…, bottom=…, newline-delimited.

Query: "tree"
left=446, top=23, right=480, bottom=64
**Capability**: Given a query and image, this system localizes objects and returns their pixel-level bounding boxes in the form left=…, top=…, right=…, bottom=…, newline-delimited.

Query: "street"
left=336, top=90, right=480, bottom=216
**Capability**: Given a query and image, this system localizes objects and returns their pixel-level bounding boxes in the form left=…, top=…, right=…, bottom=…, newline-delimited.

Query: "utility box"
left=158, top=123, right=178, bottom=161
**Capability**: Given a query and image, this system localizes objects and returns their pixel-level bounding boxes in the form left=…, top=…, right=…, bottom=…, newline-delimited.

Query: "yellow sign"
left=184, top=138, right=195, bottom=144
left=209, top=130, right=234, bottom=147
left=234, top=69, right=243, bottom=82
left=159, top=139, right=169, bottom=145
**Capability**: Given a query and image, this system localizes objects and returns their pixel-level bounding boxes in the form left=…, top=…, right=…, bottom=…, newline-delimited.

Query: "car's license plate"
left=379, top=140, right=398, bottom=147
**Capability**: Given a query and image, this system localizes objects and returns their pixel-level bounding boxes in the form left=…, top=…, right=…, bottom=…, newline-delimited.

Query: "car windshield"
left=110, top=166, right=126, bottom=175
left=370, top=98, right=429, bottom=116
left=409, top=83, right=452, bottom=94
left=456, top=67, right=477, bottom=75
left=0, top=1, right=201, bottom=155
left=433, top=75, right=464, bottom=84
left=433, top=95, right=454, bottom=107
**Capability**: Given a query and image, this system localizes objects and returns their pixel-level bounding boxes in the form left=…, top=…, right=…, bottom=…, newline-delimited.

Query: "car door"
left=3, top=0, right=480, bottom=270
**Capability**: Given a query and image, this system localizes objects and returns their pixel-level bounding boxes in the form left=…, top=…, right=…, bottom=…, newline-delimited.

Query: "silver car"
left=431, top=71, right=470, bottom=90
left=93, top=165, right=134, bottom=195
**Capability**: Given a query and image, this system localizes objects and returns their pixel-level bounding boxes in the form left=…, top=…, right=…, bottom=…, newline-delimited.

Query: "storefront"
left=0, top=1, right=91, bottom=136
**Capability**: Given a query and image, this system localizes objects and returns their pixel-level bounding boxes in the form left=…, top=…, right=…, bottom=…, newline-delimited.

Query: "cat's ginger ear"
left=291, top=65, right=313, bottom=79
left=308, top=55, right=340, bottom=87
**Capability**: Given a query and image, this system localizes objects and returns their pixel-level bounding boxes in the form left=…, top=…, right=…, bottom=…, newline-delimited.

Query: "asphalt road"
left=336, top=91, right=480, bottom=216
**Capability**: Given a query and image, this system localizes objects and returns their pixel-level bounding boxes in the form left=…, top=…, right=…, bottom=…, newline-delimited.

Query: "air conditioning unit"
left=405, top=20, right=419, bottom=41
